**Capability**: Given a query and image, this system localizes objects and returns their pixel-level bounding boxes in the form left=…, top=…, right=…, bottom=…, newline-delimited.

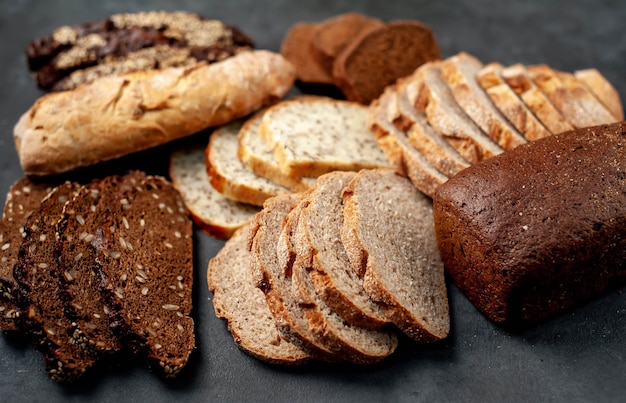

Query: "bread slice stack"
left=170, top=96, right=391, bottom=240
left=370, top=52, right=623, bottom=197
left=208, top=168, right=449, bottom=364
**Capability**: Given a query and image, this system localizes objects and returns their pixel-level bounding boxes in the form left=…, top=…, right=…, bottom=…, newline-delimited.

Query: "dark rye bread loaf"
left=27, top=11, right=254, bottom=91
left=13, top=182, right=98, bottom=382
left=57, top=172, right=146, bottom=354
left=94, top=175, right=194, bottom=378
left=433, top=122, right=626, bottom=325
left=0, top=179, right=54, bottom=331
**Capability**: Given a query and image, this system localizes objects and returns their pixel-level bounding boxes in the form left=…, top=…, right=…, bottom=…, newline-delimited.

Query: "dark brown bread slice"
left=13, top=182, right=98, bottom=382
left=27, top=11, right=254, bottom=91
left=0, top=179, right=54, bottom=331
left=342, top=169, right=449, bottom=342
left=333, top=20, right=441, bottom=104
left=208, top=222, right=311, bottom=364
left=433, top=122, right=626, bottom=325
left=57, top=172, right=146, bottom=354
left=95, top=175, right=194, bottom=378
left=310, top=13, right=383, bottom=73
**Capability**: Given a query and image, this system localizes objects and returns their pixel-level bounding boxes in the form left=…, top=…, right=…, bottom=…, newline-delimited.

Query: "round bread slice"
left=341, top=169, right=449, bottom=342
left=208, top=222, right=311, bottom=365
left=332, top=20, right=441, bottom=105
left=170, top=143, right=260, bottom=240
left=207, top=121, right=291, bottom=206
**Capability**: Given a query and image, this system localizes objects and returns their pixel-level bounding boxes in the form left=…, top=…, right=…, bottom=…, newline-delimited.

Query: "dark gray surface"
left=1, top=0, right=625, bottom=401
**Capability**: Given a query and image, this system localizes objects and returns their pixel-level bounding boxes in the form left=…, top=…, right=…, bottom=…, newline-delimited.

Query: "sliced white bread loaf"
left=500, top=64, right=574, bottom=134
left=406, top=62, right=504, bottom=164
left=208, top=222, right=311, bottom=365
left=169, top=143, right=259, bottom=240
left=440, top=52, right=527, bottom=150
left=555, top=69, right=620, bottom=124
left=574, top=68, right=624, bottom=121
left=341, top=169, right=449, bottom=342
left=259, top=96, right=390, bottom=177
left=476, top=63, right=552, bottom=141
left=238, top=109, right=316, bottom=193
left=207, top=121, right=291, bottom=206
left=292, top=172, right=390, bottom=330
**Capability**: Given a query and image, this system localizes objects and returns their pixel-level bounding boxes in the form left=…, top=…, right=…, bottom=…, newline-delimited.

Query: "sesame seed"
left=122, top=217, right=130, bottom=229
left=39, top=234, right=46, bottom=241
left=84, top=234, right=94, bottom=243
left=177, top=324, right=184, bottom=332
left=152, top=194, right=160, bottom=199
left=23, top=186, right=31, bottom=193
left=38, top=263, right=49, bottom=269
left=136, top=276, right=146, bottom=284
left=1, top=243, right=10, bottom=251
left=79, top=232, right=88, bottom=240
left=66, top=209, right=75, bottom=215
left=136, top=263, right=144, bottom=270
left=174, top=231, right=181, bottom=238
left=58, top=196, right=68, bottom=203
left=155, top=344, right=163, bottom=350
left=176, top=275, right=183, bottom=281
left=120, top=198, right=129, bottom=205
left=176, top=312, right=183, bottom=317
left=76, top=215, right=85, bottom=225
left=137, top=269, right=149, bottom=280
left=110, top=251, right=121, bottom=259
left=63, top=271, right=74, bottom=281
left=140, top=219, right=145, bottom=227
left=164, top=242, right=173, bottom=249
left=158, top=203, right=165, bottom=209
left=93, top=313, right=101, bottom=319
left=74, top=253, right=83, bottom=261
left=90, top=205, right=97, bottom=212
left=46, top=328, right=56, bottom=336
left=162, top=304, right=180, bottom=311
left=121, top=273, right=127, bottom=281
left=166, top=206, right=173, bottom=214
left=141, top=287, right=149, bottom=295
left=146, top=327, right=157, bottom=337
left=114, top=288, right=124, bottom=299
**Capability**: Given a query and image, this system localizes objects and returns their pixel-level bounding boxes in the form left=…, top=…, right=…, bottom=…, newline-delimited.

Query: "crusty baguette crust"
left=575, top=68, right=624, bottom=121
left=15, top=50, right=295, bottom=176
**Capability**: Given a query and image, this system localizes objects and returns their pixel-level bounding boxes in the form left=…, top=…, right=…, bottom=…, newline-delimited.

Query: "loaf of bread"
left=15, top=50, right=295, bottom=176
left=434, top=121, right=626, bottom=325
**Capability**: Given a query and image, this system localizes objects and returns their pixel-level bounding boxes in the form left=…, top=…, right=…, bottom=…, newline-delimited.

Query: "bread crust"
left=15, top=50, right=295, bottom=176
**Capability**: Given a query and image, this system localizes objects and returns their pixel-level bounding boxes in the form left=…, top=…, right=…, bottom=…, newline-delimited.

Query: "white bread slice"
left=207, top=223, right=311, bottom=364
left=526, top=64, right=617, bottom=128
left=169, top=143, right=259, bottom=240
left=207, top=121, right=291, bottom=206
left=500, top=64, right=574, bottom=134
left=477, top=63, right=552, bottom=141
left=574, top=68, right=624, bottom=121
left=406, top=62, right=504, bottom=164
left=341, top=169, right=449, bottom=342
left=259, top=96, right=390, bottom=177
left=238, top=109, right=316, bottom=192
left=440, top=53, right=527, bottom=150
left=555, top=69, right=620, bottom=124
left=293, top=172, right=390, bottom=330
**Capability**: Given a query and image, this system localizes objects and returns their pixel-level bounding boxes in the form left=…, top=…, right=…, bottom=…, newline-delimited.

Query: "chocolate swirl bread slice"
left=13, top=182, right=98, bottom=382
left=27, top=11, right=254, bottom=91
left=0, top=179, right=54, bottom=331
left=94, top=175, right=194, bottom=378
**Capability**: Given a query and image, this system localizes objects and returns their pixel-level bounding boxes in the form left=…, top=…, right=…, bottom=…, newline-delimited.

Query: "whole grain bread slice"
left=0, top=179, right=54, bottom=331
left=341, top=169, right=449, bottom=342
left=476, top=63, right=552, bottom=141
left=440, top=53, right=527, bottom=150
left=207, top=121, right=291, bottom=206
left=13, top=182, right=98, bottom=382
left=407, top=62, right=504, bottom=164
left=208, top=222, right=311, bottom=365
left=574, top=68, right=624, bottom=121
left=94, top=175, right=194, bottom=378
left=259, top=96, right=390, bottom=177
left=170, top=143, right=260, bottom=240
left=500, top=64, right=574, bottom=134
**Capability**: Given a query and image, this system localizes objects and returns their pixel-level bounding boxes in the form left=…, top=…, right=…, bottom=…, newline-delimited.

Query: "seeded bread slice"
left=574, top=68, right=624, bottom=121
left=476, top=63, right=552, bottom=141
left=500, top=64, right=574, bottom=134
left=13, top=182, right=98, bottom=382
left=527, top=64, right=617, bottom=128
left=259, top=96, right=390, bottom=177
left=170, top=143, right=259, bottom=240
left=294, top=172, right=390, bottom=330
left=0, top=179, right=54, bottom=331
left=341, top=169, right=449, bottom=342
left=440, top=53, right=527, bottom=150
left=407, top=62, right=504, bottom=164
left=238, top=109, right=315, bottom=192
left=95, top=175, right=194, bottom=378
left=208, top=222, right=311, bottom=365
left=207, top=121, right=291, bottom=206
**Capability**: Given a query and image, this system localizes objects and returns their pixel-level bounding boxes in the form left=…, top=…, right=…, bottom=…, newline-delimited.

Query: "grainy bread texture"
left=433, top=122, right=626, bottom=325
left=15, top=50, right=295, bottom=176
left=170, top=144, right=259, bottom=240
left=0, top=179, right=53, bottom=331
left=440, top=53, right=527, bottom=150
left=95, top=175, right=194, bottom=378
left=208, top=222, right=311, bottom=364
left=207, top=121, right=291, bottom=206
left=333, top=21, right=441, bottom=104
left=575, top=68, right=624, bottom=121
left=342, top=169, right=449, bottom=342
left=259, top=96, right=390, bottom=177
left=13, top=182, right=97, bottom=383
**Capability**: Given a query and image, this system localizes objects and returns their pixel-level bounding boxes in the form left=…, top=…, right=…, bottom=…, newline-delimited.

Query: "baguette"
left=14, top=50, right=295, bottom=176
